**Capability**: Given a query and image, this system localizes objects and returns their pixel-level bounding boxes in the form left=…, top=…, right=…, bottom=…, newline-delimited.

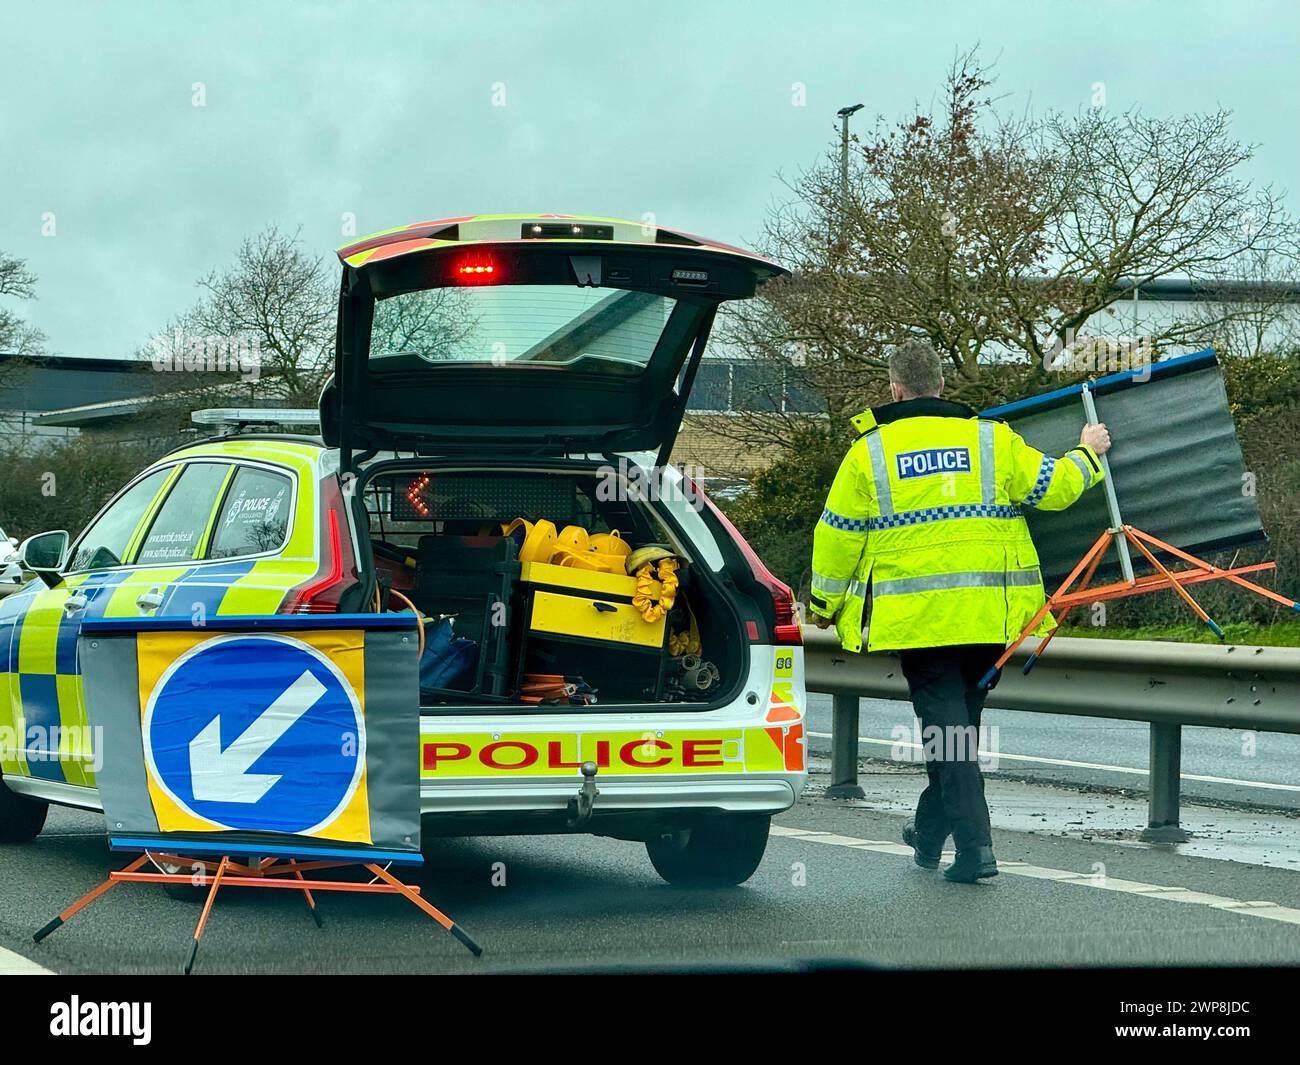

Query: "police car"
left=0, top=214, right=807, bottom=886
left=0, top=527, right=22, bottom=591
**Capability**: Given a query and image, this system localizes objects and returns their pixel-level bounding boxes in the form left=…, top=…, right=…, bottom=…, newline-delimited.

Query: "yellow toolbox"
left=518, top=561, right=667, bottom=648
left=529, top=590, right=665, bottom=648
left=515, top=560, right=671, bottom=702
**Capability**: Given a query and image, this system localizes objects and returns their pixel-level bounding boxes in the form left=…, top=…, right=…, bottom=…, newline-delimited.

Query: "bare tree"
left=180, top=225, right=336, bottom=405
left=713, top=51, right=1079, bottom=450
left=369, top=286, right=479, bottom=361
left=123, top=226, right=336, bottom=440
left=132, top=225, right=480, bottom=441
left=0, top=250, right=46, bottom=364
left=715, top=49, right=1300, bottom=454
left=1043, top=107, right=1295, bottom=357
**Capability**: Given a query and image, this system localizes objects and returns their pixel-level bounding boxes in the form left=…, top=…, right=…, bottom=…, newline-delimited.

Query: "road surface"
left=2, top=772, right=1298, bottom=974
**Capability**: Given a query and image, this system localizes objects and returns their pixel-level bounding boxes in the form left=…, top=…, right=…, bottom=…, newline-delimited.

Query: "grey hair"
left=888, top=339, right=944, bottom=398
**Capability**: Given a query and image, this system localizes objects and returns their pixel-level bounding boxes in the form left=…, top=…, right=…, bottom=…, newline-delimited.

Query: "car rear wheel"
left=0, top=775, right=49, bottom=843
left=162, top=883, right=208, bottom=902
left=646, top=814, right=770, bottom=887
left=148, top=855, right=210, bottom=902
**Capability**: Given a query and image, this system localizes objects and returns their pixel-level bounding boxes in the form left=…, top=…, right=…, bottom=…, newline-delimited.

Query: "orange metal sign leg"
left=31, top=854, right=151, bottom=944
left=979, top=529, right=1114, bottom=688
left=1124, top=527, right=1220, bottom=635
left=984, top=523, right=1300, bottom=688
left=33, top=851, right=483, bottom=970
left=184, top=855, right=231, bottom=974
left=1128, top=527, right=1300, bottom=611
left=364, top=862, right=483, bottom=957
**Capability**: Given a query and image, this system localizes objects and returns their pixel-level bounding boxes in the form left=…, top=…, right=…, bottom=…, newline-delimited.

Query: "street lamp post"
left=836, top=103, right=864, bottom=254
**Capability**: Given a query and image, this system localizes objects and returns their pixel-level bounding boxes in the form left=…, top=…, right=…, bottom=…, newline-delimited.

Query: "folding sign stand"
left=979, top=383, right=1300, bottom=690
left=34, top=849, right=482, bottom=975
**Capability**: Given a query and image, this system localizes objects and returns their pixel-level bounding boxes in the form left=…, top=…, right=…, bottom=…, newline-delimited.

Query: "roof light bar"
left=191, top=408, right=321, bottom=430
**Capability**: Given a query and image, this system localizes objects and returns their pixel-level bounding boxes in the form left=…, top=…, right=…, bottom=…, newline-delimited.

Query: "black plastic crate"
left=414, top=534, right=521, bottom=699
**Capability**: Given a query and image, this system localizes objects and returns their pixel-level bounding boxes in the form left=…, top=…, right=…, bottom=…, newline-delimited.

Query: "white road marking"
left=771, top=824, right=1300, bottom=926
left=0, top=943, right=53, bottom=975
left=807, top=730, right=1300, bottom=794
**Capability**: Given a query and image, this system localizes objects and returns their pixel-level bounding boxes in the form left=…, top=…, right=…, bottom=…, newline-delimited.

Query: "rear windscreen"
left=369, top=285, right=676, bottom=370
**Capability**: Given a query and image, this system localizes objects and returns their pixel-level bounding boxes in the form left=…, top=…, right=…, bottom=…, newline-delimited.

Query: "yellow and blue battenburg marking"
left=0, top=563, right=277, bottom=786
left=0, top=584, right=40, bottom=779
left=2, top=572, right=137, bottom=785
left=0, top=438, right=326, bottom=788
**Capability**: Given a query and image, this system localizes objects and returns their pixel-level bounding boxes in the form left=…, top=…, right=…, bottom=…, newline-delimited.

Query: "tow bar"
left=566, top=761, right=600, bottom=828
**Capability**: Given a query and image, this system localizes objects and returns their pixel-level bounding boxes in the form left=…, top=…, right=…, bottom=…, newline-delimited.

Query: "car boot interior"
left=360, top=465, right=743, bottom=710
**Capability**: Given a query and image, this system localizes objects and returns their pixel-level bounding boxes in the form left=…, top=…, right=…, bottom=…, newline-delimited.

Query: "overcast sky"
left=3, top=0, right=1298, bottom=357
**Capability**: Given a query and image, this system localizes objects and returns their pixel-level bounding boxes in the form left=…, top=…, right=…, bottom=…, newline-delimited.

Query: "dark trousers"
left=898, top=644, right=1002, bottom=854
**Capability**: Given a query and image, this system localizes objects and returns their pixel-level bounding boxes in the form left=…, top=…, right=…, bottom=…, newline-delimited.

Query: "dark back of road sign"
left=983, top=349, right=1266, bottom=584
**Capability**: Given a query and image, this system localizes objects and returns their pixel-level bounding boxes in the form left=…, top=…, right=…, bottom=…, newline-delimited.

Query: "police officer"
left=809, top=340, right=1111, bottom=882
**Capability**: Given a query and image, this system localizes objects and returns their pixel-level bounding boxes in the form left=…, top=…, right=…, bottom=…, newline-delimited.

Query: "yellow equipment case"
left=516, top=561, right=669, bottom=703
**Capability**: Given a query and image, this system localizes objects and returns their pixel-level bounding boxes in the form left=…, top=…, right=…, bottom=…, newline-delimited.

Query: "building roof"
left=1110, top=277, right=1300, bottom=303
left=30, top=375, right=265, bottom=428
left=0, top=353, right=150, bottom=415
left=31, top=394, right=154, bottom=427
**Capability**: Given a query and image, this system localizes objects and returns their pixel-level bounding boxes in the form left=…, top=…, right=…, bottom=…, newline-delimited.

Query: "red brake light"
left=455, top=259, right=498, bottom=284
left=281, top=488, right=356, bottom=615
left=694, top=482, right=802, bottom=646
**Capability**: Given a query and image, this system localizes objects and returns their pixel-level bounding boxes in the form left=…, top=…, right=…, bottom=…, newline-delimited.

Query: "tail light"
left=280, top=479, right=357, bottom=615
left=454, top=257, right=499, bottom=284
left=694, top=482, right=803, bottom=646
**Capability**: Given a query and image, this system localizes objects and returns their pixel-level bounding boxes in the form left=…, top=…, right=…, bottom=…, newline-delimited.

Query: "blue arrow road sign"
left=143, top=633, right=365, bottom=834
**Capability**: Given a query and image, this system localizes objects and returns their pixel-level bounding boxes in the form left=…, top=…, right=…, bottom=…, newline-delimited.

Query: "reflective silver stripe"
left=873, top=569, right=1043, bottom=597
left=978, top=420, right=996, bottom=504
left=864, top=433, right=894, bottom=516
left=811, top=573, right=851, bottom=595
left=849, top=579, right=870, bottom=599
left=1065, top=451, right=1093, bottom=488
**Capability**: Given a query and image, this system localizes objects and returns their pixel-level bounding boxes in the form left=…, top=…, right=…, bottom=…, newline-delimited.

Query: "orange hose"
left=388, top=587, right=425, bottom=657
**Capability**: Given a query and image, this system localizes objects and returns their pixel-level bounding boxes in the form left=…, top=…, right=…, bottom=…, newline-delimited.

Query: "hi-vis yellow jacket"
left=809, top=397, right=1104, bottom=653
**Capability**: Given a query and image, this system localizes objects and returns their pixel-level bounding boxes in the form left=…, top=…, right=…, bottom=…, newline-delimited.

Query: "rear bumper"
left=7, top=771, right=805, bottom=822
left=419, top=776, right=799, bottom=817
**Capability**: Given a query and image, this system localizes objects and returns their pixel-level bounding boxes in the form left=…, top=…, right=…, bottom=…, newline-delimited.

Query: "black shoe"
left=902, top=823, right=941, bottom=869
left=943, top=846, right=998, bottom=883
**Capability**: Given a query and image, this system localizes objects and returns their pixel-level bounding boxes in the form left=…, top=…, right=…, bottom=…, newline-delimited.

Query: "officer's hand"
left=1080, top=422, right=1112, bottom=456
left=813, top=612, right=836, bottom=630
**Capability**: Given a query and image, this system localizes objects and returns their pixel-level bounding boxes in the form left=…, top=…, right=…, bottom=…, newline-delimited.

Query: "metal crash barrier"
left=802, top=627, right=1300, bottom=841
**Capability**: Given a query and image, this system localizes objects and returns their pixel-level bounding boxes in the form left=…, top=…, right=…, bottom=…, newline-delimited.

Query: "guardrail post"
left=1140, top=722, right=1191, bottom=843
left=826, top=694, right=866, bottom=800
